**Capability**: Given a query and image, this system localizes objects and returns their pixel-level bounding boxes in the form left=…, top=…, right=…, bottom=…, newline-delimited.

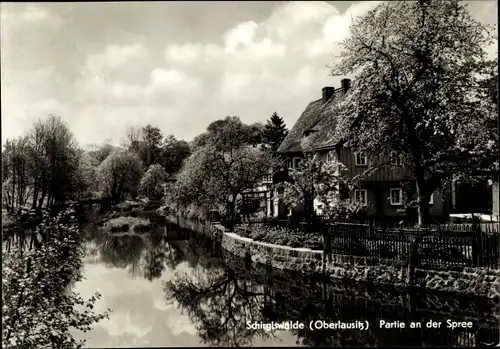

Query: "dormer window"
left=355, top=152, right=367, bottom=166
left=390, top=151, right=403, bottom=166
left=303, top=129, right=318, bottom=137
left=326, top=152, right=336, bottom=163
left=287, top=157, right=303, bottom=169
left=293, top=157, right=302, bottom=168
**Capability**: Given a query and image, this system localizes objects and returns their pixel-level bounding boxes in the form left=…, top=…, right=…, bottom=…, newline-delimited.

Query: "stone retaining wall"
left=213, top=223, right=500, bottom=298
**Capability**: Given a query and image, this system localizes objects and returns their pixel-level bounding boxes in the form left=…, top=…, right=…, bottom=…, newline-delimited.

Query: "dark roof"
left=277, top=87, right=346, bottom=153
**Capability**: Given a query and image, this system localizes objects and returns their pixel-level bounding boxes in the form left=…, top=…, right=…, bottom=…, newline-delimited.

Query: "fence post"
left=405, top=228, right=423, bottom=287
left=323, top=224, right=332, bottom=254
left=471, top=214, right=483, bottom=267
left=322, top=224, right=333, bottom=275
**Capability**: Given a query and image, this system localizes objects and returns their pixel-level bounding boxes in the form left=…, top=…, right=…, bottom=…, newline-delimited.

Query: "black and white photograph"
left=1, top=1, right=499, bottom=347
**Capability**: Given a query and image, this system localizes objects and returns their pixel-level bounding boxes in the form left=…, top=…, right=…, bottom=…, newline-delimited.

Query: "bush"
left=103, top=216, right=151, bottom=234
left=235, top=224, right=324, bottom=250
left=2, top=208, right=110, bottom=348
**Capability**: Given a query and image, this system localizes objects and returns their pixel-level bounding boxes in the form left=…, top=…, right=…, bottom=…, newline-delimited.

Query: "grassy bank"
left=234, top=223, right=323, bottom=250
left=101, top=216, right=151, bottom=234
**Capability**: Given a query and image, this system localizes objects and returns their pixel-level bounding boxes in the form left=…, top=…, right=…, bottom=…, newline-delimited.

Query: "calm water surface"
left=72, top=218, right=498, bottom=347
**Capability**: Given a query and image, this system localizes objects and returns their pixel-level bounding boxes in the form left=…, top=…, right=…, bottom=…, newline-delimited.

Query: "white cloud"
left=220, top=73, right=252, bottom=100
left=165, top=43, right=203, bottom=64
left=83, top=43, right=149, bottom=76
left=3, top=1, right=496, bottom=147
left=274, top=1, right=338, bottom=25
left=224, top=21, right=259, bottom=52
left=146, top=68, right=201, bottom=99
left=149, top=68, right=190, bottom=87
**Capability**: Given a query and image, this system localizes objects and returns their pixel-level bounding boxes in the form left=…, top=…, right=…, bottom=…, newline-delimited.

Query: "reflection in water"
left=164, top=236, right=499, bottom=348
left=101, top=233, right=145, bottom=269
left=77, top=218, right=498, bottom=347
left=164, top=267, right=276, bottom=347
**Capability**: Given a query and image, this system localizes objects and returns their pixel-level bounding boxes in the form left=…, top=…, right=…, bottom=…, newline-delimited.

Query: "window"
left=429, top=193, right=434, bottom=205
left=390, top=188, right=403, bottom=206
left=390, top=151, right=403, bottom=166
left=292, top=157, right=302, bottom=168
left=355, top=152, right=367, bottom=166
left=354, top=189, right=368, bottom=206
left=287, top=159, right=292, bottom=169
left=326, top=152, right=336, bottom=163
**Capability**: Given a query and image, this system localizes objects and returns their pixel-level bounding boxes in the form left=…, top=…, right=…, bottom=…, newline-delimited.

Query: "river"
left=72, top=216, right=499, bottom=347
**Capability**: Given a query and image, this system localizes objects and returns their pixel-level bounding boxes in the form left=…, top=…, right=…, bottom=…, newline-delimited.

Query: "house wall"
left=282, top=149, right=450, bottom=221
left=337, top=147, right=412, bottom=182
left=493, top=181, right=499, bottom=217
left=358, top=183, right=448, bottom=219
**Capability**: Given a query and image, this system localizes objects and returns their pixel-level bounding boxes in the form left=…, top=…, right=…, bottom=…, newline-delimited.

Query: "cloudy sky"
left=1, top=1, right=497, bottom=147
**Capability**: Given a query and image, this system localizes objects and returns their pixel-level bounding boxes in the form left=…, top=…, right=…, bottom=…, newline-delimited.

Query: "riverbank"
left=165, top=229, right=498, bottom=347
left=166, top=214, right=499, bottom=298
left=219, top=224, right=499, bottom=298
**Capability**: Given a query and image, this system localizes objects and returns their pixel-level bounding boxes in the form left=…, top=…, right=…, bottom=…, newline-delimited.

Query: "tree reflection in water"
left=82, top=218, right=497, bottom=347
left=89, top=221, right=187, bottom=281
left=164, top=266, right=277, bottom=347
left=100, top=233, right=145, bottom=269
left=164, top=248, right=498, bottom=348
left=142, top=232, right=176, bottom=281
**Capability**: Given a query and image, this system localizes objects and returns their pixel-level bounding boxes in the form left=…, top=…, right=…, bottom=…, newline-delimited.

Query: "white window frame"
left=390, top=188, right=403, bottom=206
left=390, top=151, right=403, bottom=166
left=355, top=152, right=367, bottom=166
left=429, top=193, right=434, bottom=205
left=287, top=159, right=293, bottom=170
left=354, top=189, right=368, bottom=206
left=292, top=157, right=302, bottom=169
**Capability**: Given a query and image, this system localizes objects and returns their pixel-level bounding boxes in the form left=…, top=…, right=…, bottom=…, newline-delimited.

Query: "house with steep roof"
left=276, top=78, right=452, bottom=222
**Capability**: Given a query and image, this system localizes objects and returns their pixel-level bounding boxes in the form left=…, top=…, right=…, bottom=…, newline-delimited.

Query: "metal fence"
left=170, top=213, right=499, bottom=269
left=324, top=222, right=499, bottom=269
left=240, top=217, right=499, bottom=268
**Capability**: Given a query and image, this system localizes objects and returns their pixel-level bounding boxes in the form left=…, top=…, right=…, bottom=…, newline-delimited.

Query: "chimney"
left=322, top=87, right=335, bottom=103
left=341, top=78, right=351, bottom=95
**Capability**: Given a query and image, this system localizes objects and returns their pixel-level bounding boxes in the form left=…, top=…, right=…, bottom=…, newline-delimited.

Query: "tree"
left=78, top=152, right=102, bottom=199
left=171, top=117, right=275, bottom=224
left=2, top=137, right=32, bottom=212
left=140, top=125, right=164, bottom=167
left=330, top=0, right=497, bottom=226
left=247, top=122, right=265, bottom=146
left=174, top=147, right=275, bottom=225
left=122, top=126, right=142, bottom=153
left=262, top=112, right=288, bottom=152
left=205, top=116, right=253, bottom=152
left=197, top=116, right=265, bottom=152
left=2, top=208, right=109, bottom=348
left=190, top=133, right=211, bottom=152
left=139, top=164, right=167, bottom=200
left=98, top=150, right=143, bottom=202
left=161, top=135, right=191, bottom=176
left=2, top=115, right=83, bottom=211
left=278, top=153, right=363, bottom=224
left=88, top=143, right=115, bottom=164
